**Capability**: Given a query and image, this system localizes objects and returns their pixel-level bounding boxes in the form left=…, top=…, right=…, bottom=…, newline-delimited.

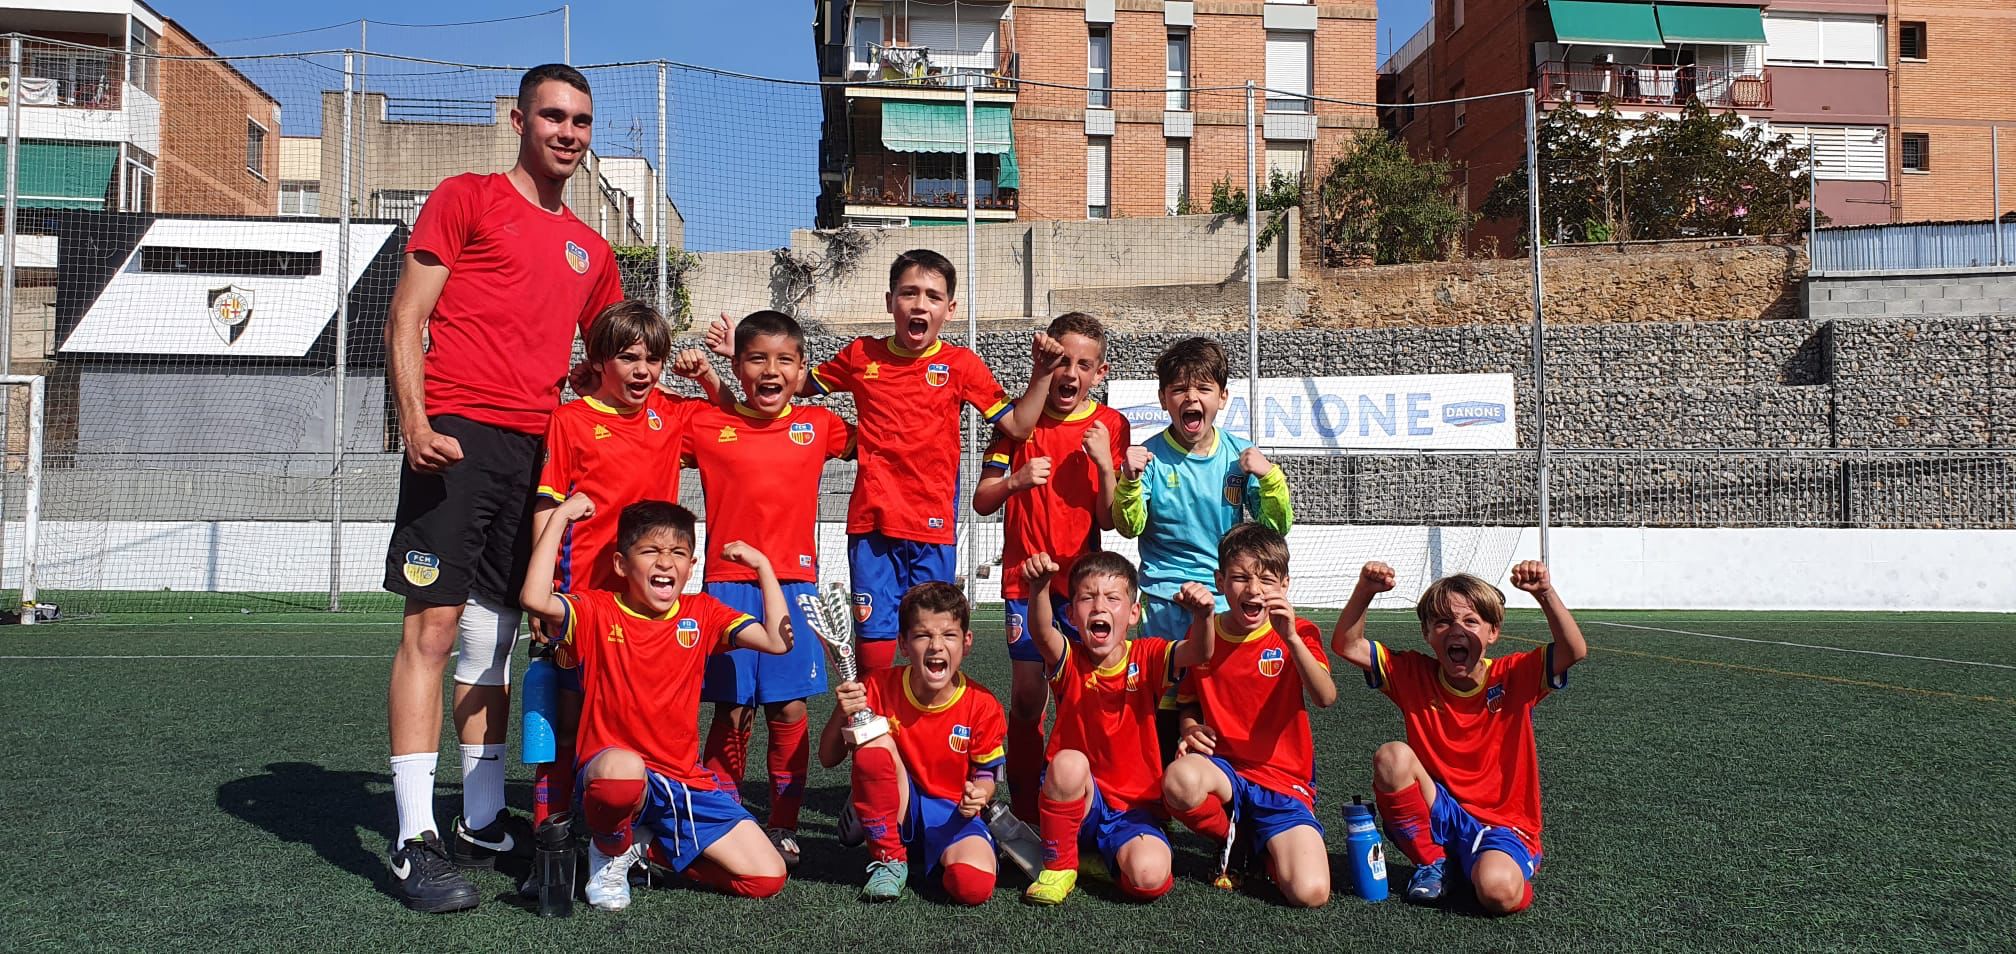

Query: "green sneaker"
left=1023, top=868, right=1078, bottom=905
left=861, top=859, right=907, bottom=902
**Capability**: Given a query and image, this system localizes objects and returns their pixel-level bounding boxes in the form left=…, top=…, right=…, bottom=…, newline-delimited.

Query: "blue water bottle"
left=521, top=653, right=559, bottom=764
left=1342, top=797, right=1389, bottom=901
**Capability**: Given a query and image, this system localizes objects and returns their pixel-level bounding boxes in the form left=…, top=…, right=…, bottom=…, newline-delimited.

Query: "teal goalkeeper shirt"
left=1113, top=427, right=1294, bottom=605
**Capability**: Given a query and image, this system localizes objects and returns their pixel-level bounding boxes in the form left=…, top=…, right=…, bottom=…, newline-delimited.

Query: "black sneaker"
left=447, top=810, right=534, bottom=868
left=389, top=832, right=480, bottom=913
left=766, top=827, right=803, bottom=869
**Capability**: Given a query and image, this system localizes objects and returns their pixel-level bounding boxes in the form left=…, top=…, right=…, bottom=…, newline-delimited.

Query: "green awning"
left=881, top=102, right=1013, bottom=155
left=0, top=141, right=116, bottom=209
left=997, top=143, right=1019, bottom=190
left=1655, top=3, right=1766, bottom=44
left=907, top=218, right=969, bottom=227
left=1547, top=0, right=1666, bottom=48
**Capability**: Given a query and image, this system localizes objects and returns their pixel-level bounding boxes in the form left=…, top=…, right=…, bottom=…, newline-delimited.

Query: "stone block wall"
left=1807, top=271, right=2016, bottom=320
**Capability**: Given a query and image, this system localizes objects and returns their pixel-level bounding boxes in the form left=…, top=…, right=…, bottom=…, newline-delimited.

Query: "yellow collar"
left=1044, top=399, right=1101, bottom=423
left=1158, top=426, right=1220, bottom=458
left=902, top=668, right=967, bottom=712
left=1216, top=614, right=1271, bottom=645
left=581, top=394, right=646, bottom=416
left=733, top=401, right=794, bottom=421
left=884, top=337, right=944, bottom=360
left=1438, top=656, right=1493, bottom=698
left=615, top=594, right=681, bottom=620
left=1088, top=640, right=1132, bottom=677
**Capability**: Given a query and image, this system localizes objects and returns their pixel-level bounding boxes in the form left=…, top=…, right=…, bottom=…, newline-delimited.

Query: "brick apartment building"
left=812, top=0, right=1377, bottom=228
left=1891, top=2, right=2016, bottom=222
left=1379, top=0, right=1914, bottom=249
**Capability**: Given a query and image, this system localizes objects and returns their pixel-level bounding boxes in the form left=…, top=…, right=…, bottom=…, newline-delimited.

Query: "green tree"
left=1311, top=131, right=1473, bottom=265
left=1209, top=169, right=1301, bottom=251
left=1480, top=103, right=1632, bottom=245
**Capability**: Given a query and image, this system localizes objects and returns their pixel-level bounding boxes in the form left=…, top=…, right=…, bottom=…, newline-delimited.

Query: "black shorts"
left=384, top=414, right=543, bottom=607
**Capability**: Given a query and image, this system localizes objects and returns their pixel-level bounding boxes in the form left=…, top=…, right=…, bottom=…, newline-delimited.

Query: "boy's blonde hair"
left=1415, top=574, right=1506, bottom=631
left=1218, top=522, right=1289, bottom=579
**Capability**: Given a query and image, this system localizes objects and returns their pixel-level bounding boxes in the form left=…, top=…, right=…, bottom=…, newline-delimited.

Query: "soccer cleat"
left=388, top=832, right=480, bottom=914
left=860, top=859, right=907, bottom=902
left=766, top=827, right=803, bottom=869
left=1023, top=868, right=1078, bottom=906
left=836, top=803, right=866, bottom=848
left=1405, top=858, right=1448, bottom=904
left=586, top=840, right=647, bottom=912
left=447, top=809, right=534, bottom=868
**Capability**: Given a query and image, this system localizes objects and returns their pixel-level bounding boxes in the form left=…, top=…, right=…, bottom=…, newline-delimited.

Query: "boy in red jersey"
left=1161, top=522, right=1337, bottom=908
left=522, top=496, right=793, bottom=912
left=524, top=301, right=721, bottom=833
left=687, top=310, right=854, bottom=867
left=1331, top=560, right=1587, bottom=915
left=819, top=582, right=1006, bottom=905
left=972, top=311, right=1128, bottom=823
left=713, top=249, right=1065, bottom=672
left=1015, top=550, right=1215, bottom=906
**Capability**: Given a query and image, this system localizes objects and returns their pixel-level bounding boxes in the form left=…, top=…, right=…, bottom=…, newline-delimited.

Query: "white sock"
left=390, top=752, right=439, bottom=844
left=460, top=743, right=508, bottom=827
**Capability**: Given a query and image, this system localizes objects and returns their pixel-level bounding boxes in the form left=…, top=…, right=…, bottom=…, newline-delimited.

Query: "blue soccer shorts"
left=901, top=783, right=994, bottom=874
left=1079, top=780, right=1170, bottom=873
left=1428, top=781, right=1542, bottom=883
left=701, top=580, right=829, bottom=706
left=849, top=532, right=958, bottom=642
left=1206, top=756, right=1325, bottom=847
left=1004, top=590, right=1076, bottom=663
left=573, top=753, right=755, bottom=874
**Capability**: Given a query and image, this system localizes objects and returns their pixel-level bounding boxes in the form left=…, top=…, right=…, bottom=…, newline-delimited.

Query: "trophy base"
left=842, top=715, right=890, bottom=747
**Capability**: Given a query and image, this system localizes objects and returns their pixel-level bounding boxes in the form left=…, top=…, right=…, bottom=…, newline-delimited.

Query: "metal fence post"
left=1525, top=90, right=1550, bottom=564
left=331, top=51, right=356, bottom=612
left=1807, top=131, right=1818, bottom=267
left=1993, top=125, right=2003, bottom=267
left=962, top=84, right=979, bottom=602
left=1245, top=81, right=1259, bottom=435
left=657, top=62, right=669, bottom=317
left=1, top=36, right=20, bottom=596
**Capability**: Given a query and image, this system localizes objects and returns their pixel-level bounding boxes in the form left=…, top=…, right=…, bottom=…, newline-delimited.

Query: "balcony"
left=848, top=42, right=1018, bottom=94
left=841, top=157, right=1017, bottom=222
left=1539, top=61, right=1771, bottom=111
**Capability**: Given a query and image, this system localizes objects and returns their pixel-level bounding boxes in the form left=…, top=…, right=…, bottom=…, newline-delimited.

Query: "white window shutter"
left=1165, top=141, right=1188, bottom=213
left=1763, top=14, right=1821, bottom=63
left=1087, top=138, right=1110, bottom=206
left=1265, top=33, right=1310, bottom=98
left=1821, top=17, right=1882, bottom=66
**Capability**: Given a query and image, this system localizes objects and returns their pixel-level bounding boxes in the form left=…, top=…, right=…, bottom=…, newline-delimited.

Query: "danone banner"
left=1107, top=375, right=1518, bottom=450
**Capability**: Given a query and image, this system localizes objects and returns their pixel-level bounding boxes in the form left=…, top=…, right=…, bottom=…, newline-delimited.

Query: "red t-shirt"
left=560, top=589, right=756, bottom=785
left=683, top=403, right=853, bottom=584
left=1368, top=641, right=1565, bottom=852
left=1046, top=637, right=1175, bottom=812
left=862, top=667, right=1007, bottom=802
left=1177, top=616, right=1329, bottom=807
left=535, top=391, right=696, bottom=592
left=985, top=400, right=1130, bottom=600
left=407, top=173, right=626, bottom=434
left=811, top=337, right=1010, bottom=545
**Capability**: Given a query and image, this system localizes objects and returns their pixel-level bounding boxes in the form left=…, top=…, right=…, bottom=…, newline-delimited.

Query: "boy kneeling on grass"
left=1331, top=560, right=1588, bottom=915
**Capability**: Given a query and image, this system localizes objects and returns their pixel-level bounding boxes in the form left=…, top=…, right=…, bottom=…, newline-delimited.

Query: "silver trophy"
left=799, top=581, right=889, bottom=745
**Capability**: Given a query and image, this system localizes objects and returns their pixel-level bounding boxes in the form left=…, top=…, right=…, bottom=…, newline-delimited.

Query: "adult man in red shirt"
left=380, top=63, right=625, bottom=913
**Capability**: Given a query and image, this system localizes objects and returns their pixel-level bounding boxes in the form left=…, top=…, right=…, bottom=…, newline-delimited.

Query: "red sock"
left=1037, top=793, right=1082, bottom=872
left=683, top=857, right=788, bottom=898
left=850, top=745, right=906, bottom=862
left=765, top=714, right=810, bottom=831
left=529, top=744, right=578, bottom=826
left=941, top=862, right=994, bottom=905
left=1507, top=880, right=1534, bottom=914
left=703, top=712, right=750, bottom=786
left=1006, top=714, right=1046, bottom=823
left=1373, top=781, right=1446, bottom=866
left=1119, top=873, right=1174, bottom=901
left=582, top=777, right=645, bottom=855
left=1170, top=796, right=1230, bottom=842
left=858, top=639, right=899, bottom=673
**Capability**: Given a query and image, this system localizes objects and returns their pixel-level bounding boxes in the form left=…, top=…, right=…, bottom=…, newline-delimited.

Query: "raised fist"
left=1239, top=445, right=1275, bottom=478
left=671, top=347, right=711, bottom=380
left=1122, top=445, right=1153, bottom=481
left=1014, top=456, right=1053, bottom=491
left=1174, top=581, right=1216, bottom=616
left=1082, top=421, right=1114, bottom=469
left=1359, top=561, right=1397, bottom=594
left=1510, top=560, right=1552, bottom=597
left=1020, top=552, right=1060, bottom=584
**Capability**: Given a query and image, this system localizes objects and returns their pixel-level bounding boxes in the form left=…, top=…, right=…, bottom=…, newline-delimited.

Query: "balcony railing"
left=842, top=178, right=1017, bottom=213
left=1539, top=62, right=1771, bottom=110
left=852, top=42, right=1018, bottom=92
left=0, top=72, right=124, bottom=110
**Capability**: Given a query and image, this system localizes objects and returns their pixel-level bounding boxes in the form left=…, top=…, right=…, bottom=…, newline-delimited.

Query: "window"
left=120, top=147, right=155, bottom=213
left=1265, top=143, right=1309, bottom=184
left=1165, top=140, right=1190, bottom=214
left=1899, top=22, right=1926, bottom=61
left=127, top=22, right=159, bottom=95
left=1088, top=27, right=1112, bottom=108
left=1451, top=0, right=1465, bottom=31
left=852, top=15, right=882, bottom=71
left=1773, top=124, right=1887, bottom=181
left=1452, top=82, right=1467, bottom=130
left=1902, top=133, right=1929, bottom=173
left=280, top=180, right=321, bottom=216
left=1167, top=31, right=1191, bottom=111
left=246, top=120, right=267, bottom=177
left=1265, top=32, right=1312, bottom=113
left=1400, top=86, right=1417, bottom=127
left=1087, top=137, right=1110, bottom=218
left=375, top=189, right=431, bottom=226
left=1763, top=13, right=1884, bottom=67
left=29, top=50, right=113, bottom=106
left=140, top=247, right=321, bottom=276
left=912, top=153, right=1001, bottom=203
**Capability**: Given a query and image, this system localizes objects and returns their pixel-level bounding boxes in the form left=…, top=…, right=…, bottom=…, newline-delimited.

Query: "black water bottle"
left=535, top=812, right=576, bottom=918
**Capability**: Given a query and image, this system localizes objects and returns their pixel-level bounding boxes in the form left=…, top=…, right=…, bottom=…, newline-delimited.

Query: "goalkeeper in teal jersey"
left=1114, top=336, right=1294, bottom=642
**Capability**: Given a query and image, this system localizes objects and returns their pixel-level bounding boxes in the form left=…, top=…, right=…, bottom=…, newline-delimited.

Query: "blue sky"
left=166, top=0, right=1432, bottom=249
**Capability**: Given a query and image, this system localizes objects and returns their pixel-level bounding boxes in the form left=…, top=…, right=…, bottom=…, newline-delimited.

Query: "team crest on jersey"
left=925, top=363, right=951, bottom=387
left=1125, top=661, right=1141, bottom=692
left=717, top=425, right=738, bottom=443
left=789, top=421, right=816, bottom=446
left=593, top=424, right=612, bottom=440
left=1485, top=683, right=1505, bottom=714
left=1223, top=470, right=1245, bottom=506
left=948, top=724, right=972, bottom=754
left=852, top=592, right=873, bottom=623
left=798, top=554, right=814, bottom=569
left=402, top=550, right=440, bottom=587
left=676, top=617, right=702, bottom=649
left=863, top=361, right=881, bottom=380
left=564, top=240, right=590, bottom=274
left=927, top=517, right=945, bottom=529
left=1257, top=647, right=1286, bottom=677
left=647, top=409, right=663, bottom=431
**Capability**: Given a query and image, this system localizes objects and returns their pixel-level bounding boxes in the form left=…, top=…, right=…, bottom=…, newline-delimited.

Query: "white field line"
left=1591, top=620, right=2016, bottom=671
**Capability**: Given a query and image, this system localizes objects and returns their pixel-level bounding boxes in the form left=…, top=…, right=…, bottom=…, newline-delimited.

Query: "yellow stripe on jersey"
left=971, top=744, right=1006, bottom=766
left=725, top=614, right=758, bottom=646
left=982, top=399, right=1012, bottom=422
left=1367, top=641, right=1391, bottom=691
left=535, top=485, right=567, bottom=503
left=983, top=452, right=1012, bottom=470
left=810, top=368, right=837, bottom=395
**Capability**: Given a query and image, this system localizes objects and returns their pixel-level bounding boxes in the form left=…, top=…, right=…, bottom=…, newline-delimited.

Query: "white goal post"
left=0, top=373, right=44, bottom=623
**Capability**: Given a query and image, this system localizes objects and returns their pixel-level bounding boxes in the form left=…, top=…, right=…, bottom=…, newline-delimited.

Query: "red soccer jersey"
left=984, top=400, right=1130, bottom=600
left=1368, top=641, right=1564, bottom=852
left=536, top=391, right=696, bottom=593
left=408, top=173, right=626, bottom=434
left=1177, top=616, right=1329, bottom=807
left=683, top=402, right=852, bottom=584
left=560, top=589, right=756, bottom=786
left=1046, top=638, right=1175, bottom=812
left=811, top=337, right=1011, bottom=545
left=862, top=667, right=1007, bottom=803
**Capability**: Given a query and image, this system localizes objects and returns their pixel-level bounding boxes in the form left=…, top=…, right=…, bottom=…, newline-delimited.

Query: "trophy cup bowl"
left=799, top=582, right=889, bottom=745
